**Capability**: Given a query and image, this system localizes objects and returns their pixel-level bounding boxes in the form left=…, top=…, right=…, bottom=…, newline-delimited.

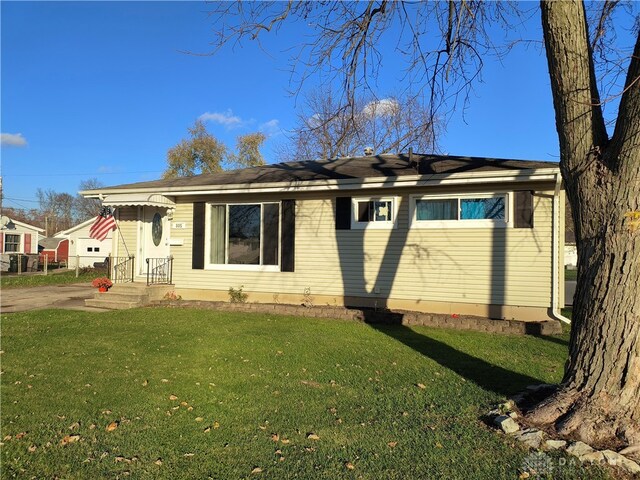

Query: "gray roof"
left=97, top=153, right=558, bottom=192
left=38, top=237, right=66, bottom=249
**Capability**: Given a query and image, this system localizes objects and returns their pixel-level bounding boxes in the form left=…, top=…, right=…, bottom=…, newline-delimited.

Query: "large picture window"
left=207, top=202, right=280, bottom=269
left=412, top=194, right=509, bottom=228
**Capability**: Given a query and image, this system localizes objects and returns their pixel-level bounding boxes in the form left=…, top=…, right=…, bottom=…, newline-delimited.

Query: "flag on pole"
left=89, top=206, right=117, bottom=241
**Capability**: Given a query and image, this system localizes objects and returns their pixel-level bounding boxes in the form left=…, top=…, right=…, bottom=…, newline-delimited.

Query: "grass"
left=564, top=268, right=577, bottom=281
left=0, top=269, right=103, bottom=289
left=0, top=308, right=607, bottom=479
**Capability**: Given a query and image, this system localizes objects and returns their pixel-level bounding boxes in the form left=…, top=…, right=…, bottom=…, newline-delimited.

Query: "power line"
left=2, top=170, right=164, bottom=178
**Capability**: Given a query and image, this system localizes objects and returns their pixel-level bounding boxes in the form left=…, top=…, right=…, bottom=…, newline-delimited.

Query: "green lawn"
left=0, top=269, right=101, bottom=289
left=565, top=268, right=577, bottom=281
left=0, top=308, right=606, bottom=479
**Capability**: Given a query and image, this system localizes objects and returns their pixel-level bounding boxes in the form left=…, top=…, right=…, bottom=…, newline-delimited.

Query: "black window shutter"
left=335, top=197, right=352, bottom=230
left=281, top=199, right=295, bottom=272
left=514, top=191, right=534, bottom=228
left=192, top=202, right=205, bottom=269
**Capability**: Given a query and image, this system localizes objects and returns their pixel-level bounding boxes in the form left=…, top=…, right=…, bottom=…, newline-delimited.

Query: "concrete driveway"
left=1, top=282, right=105, bottom=313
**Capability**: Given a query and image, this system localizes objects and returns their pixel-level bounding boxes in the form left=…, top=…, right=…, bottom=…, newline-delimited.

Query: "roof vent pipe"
left=364, top=146, right=374, bottom=156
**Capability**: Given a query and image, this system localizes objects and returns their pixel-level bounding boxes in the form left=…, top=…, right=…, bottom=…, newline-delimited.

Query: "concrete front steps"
left=85, top=283, right=173, bottom=310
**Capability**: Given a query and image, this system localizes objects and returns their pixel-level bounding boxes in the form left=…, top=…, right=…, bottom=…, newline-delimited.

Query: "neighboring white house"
left=55, top=218, right=113, bottom=268
left=0, top=215, right=45, bottom=272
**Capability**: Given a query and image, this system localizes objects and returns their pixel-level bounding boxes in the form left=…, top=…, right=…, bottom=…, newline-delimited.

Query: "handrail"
left=146, top=256, right=173, bottom=286
left=112, top=255, right=135, bottom=284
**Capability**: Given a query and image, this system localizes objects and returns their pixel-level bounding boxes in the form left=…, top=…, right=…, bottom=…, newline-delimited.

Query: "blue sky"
left=1, top=1, right=573, bottom=211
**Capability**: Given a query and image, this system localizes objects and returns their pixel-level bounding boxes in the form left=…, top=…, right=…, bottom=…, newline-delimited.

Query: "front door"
left=139, top=207, right=170, bottom=276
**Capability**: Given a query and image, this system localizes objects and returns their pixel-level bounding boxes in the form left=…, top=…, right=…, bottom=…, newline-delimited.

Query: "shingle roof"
left=38, top=237, right=66, bottom=249
left=96, top=153, right=558, bottom=192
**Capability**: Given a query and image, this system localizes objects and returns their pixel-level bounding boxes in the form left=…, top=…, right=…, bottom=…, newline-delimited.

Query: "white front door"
left=139, top=207, right=170, bottom=276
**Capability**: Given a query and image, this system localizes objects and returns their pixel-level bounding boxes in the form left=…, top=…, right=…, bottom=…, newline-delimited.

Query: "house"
left=38, top=237, right=69, bottom=264
left=81, top=153, right=567, bottom=322
left=0, top=215, right=45, bottom=272
left=54, top=218, right=113, bottom=268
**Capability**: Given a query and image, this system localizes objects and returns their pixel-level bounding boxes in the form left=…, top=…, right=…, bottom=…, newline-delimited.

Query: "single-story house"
left=38, top=237, right=69, bottom=264
left=0, top=215, right=45, bottom=272
left=54, top=218, right=113, bottom=268
left=81, top=153, right=567, bottom=322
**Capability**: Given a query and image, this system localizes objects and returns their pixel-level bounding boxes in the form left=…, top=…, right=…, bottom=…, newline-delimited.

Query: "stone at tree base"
left=512, top=429, right=546, bottom=449
left=544, top=439, right=567, bottom=450
left=566, top=441, right=594, bottom=458
left=494, top=415, right=519, bottom=434
left=601, top=450, right=640, bottom=474
left=579, top=451, right=606, bottom=463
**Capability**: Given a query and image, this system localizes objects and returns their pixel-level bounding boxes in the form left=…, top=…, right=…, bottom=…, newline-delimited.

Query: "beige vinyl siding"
left=114, top=207, right=138, bottom=258
left=165, top=184, right=556, bottom=311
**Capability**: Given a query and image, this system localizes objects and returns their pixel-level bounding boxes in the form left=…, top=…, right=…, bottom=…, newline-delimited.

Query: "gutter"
left=550, top=171, right=571, bottom=325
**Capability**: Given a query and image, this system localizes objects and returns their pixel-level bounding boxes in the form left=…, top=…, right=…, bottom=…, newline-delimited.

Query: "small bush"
left=228, top=286, right=248, bottom=303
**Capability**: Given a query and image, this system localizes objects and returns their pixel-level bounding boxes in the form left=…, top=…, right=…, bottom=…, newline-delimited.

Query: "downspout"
left=550, top=172, right=571, bottom=324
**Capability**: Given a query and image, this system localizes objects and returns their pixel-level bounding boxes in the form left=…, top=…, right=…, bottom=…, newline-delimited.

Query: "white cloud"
left=199, top=110, right=244, bottom=128
left=259, top=119, right=281, bottom=137
left=1, top=133, right=28, bottom=147
left=362, top=98, right=400, bottom=117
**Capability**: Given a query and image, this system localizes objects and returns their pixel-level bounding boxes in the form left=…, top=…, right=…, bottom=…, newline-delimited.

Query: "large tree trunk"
left=527, top=0, right=640, bottom=448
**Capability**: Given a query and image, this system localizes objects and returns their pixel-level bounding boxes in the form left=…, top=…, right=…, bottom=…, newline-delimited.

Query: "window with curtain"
left=413, top=195, right=508, bottom=226
left=208, top=203, right=280, bottom=267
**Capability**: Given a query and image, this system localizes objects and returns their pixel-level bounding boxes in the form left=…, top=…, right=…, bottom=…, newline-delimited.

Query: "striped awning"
left=102, top=193, right=175, bottom=208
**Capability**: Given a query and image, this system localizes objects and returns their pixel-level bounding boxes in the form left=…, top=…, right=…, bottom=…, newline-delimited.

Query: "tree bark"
left=528, top=0, right=640, bottom=448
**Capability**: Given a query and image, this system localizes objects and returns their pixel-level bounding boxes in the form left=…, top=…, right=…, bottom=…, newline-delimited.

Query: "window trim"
left=204, top=201, right=282, bottom=271
left=351, top=196, right=399, bottom=230
left=4, top=234, right=20, bottom=252
left=410, top=193, right=512, bottom=229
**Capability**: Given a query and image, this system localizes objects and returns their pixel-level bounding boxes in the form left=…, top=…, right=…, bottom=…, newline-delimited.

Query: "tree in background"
left=208, top=1, right=640, bottom=447
left=163, top=120, right=227, bottom=178
left=163, top=120, right=266, bottom=178
left=36, top=188, right=75, bottom=235
left=279, top=88, right=438, bottom=161
left=74, top=178, right=104, bottom=221
left=230, top=132, right=266, bottom=168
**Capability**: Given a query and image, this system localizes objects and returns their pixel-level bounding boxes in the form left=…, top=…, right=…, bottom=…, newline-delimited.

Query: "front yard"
left=0, top=308, right=606, bottom=479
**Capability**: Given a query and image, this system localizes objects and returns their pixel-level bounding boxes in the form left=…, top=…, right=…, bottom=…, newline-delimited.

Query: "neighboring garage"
left=55, top=218, right=113, bottom=268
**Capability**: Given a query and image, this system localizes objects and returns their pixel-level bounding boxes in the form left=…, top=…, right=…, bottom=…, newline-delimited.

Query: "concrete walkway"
left=1, top=282, right=107, bottom=313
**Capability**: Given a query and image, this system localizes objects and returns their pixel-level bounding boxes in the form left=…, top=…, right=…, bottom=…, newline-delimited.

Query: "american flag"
left=89, top=206, right=117, bottom=241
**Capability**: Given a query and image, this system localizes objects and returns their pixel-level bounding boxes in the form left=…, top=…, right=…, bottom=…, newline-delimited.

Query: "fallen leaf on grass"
left=106, top=421, right=119, bottom=432
left=28, top=445, right=37, bottom=452
left=89, top=424, right=96, bottom=430
left=251, top=467, right=263, bottom=474
left=435, top=442, right=443, bottom=448
left=387, top=441, right=398, bottom=448
left=101, top=410, right=112, bottom=415
left=187, top=406, right=194, bottom=412
left=180, top=401, right=188, bottom=406
left=142, top=380, right=148, bottom=387
left=307, top=433, right=320, bottom=440
left=169, top=394, right=178, bottom=401
left=271, top=433, right=279, bottom=442
left=213, top=421, right=220, bottom=429
left=183, top=453, right=195, bottom=458
left=15, top=432, right=27, bottom=439
left=154, top=459, right=163, bottom=466
left=69, top=422, right=80, bottom=430
left=345, top=462, right=355, bottom=470
left=204, top=427, right=211, bottom=433
left=416, top=383, right=426, bottom=389
left=3, top=435, right=12, bottom=441
left=161, top=379, right=169, bottom=383
left=60, top=435, right=80, bottom=445
left=171, top=406, right=180, bottom=411
left=195, top=417, right=204, bottom=422
left=301, top=380, right=321, bottom=388
left=280, top=438, right=290, bottom=444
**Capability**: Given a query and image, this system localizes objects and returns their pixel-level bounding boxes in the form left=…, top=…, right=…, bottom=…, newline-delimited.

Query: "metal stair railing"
left=146, top=256, right=173, bottom=286
left=112, top=255, right=135, bottom=284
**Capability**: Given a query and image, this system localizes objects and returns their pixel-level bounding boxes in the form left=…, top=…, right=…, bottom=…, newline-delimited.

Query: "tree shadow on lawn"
left=369, top=323, right=546, bottom=397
